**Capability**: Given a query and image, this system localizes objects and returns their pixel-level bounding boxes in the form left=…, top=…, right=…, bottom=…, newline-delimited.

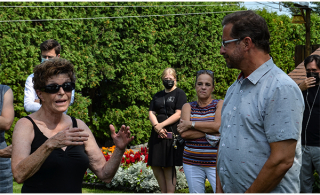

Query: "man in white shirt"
left=24, top=39, right=74, bottom=113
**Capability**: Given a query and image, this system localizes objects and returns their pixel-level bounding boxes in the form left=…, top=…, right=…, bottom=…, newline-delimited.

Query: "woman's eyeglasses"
left=42, top=82, right=75, bottom=94
left=197, top=70, right=214, bottom=75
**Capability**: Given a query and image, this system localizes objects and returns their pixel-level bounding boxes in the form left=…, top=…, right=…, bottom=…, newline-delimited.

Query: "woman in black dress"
left=11, top=58, right=134, bottom=193
left=147, top=67, right=187, bottom=193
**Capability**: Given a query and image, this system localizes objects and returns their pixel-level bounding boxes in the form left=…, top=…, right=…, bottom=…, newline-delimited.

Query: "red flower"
left=144, top=154, right=148, bottom=163
left=130, top=156, right=135, bottom=163
left=126, top=159, right=131, bottom=164
left=125, top=153, right=130, bottom=158
left=104, top=155, right=111, bottom=161
left=140, top=169, right=142, bottom=173
left=134, top=153, right=141, bottom=161
left=121, top=157, right=125, bottom=164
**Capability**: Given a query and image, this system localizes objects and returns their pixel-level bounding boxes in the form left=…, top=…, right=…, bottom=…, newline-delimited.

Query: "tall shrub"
left=0, top=2, right=312, bottom=146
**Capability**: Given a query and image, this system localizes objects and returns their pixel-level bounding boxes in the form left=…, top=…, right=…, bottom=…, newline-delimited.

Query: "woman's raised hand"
left=110, top=125, right=134, bottom=151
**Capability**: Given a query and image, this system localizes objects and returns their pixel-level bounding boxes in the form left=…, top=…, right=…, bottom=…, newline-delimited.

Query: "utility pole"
left=294, top=2, right=312, bottom=57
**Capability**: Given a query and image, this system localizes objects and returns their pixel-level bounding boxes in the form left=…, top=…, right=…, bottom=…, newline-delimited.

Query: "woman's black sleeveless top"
left=21, top=116, right=89, bottom=193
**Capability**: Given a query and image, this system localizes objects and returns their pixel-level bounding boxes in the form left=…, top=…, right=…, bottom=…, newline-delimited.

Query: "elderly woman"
left=177, top=70, right=223, bottom=193
left=148, top=67, right=187, bottom=193
left=11, top=58, right=134, bottom=193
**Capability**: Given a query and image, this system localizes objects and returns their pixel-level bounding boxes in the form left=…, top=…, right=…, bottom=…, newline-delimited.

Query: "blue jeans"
left=0, top=141, right=13, bottom=193
left=300, top=145, right=320, bottom=193
left=183, top=163, right=216, bottom=193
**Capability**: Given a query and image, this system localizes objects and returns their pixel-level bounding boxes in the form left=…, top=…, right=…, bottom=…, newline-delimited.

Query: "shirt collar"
left=237, top=58, right=274, bottom=85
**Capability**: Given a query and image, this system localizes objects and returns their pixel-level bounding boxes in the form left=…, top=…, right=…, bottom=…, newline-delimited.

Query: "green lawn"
left=13, top=181, right=23, bottom=193
left=13, top=181, right=127, bottom=193
left=13, top=180, right=213, bottom=193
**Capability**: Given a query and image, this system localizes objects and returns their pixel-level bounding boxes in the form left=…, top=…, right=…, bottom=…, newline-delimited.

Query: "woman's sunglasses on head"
left=197, top=70, right=213, bottom=75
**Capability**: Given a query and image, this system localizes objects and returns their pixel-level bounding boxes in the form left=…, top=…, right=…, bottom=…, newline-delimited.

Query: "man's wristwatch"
left=191, top=121, right=195, bottom=129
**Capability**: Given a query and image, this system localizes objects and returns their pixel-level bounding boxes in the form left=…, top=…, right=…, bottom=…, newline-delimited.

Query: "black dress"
left=21, top=116, right=89, bottom=193
left=147, top=88, right=187, bottom=167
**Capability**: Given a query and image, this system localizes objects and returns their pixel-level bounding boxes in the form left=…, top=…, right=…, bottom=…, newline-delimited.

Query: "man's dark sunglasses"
left=42, top=82, right=75, bottom=94
left=197, top=70, right=214, bottom=75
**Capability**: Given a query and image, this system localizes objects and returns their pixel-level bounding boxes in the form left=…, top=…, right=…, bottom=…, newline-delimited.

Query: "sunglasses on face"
left=42, top=82, right=75, bottom=94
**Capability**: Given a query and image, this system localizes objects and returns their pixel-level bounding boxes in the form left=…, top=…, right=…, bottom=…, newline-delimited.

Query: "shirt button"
left=240, top=90, right=243, bottom=93
left=222, top=143, right=225, bottom=146
left=220, top=167, right=223, bottom=171
left=227, top=125, right=231, bottom=128
left=233, top=107, right=236, bottom=110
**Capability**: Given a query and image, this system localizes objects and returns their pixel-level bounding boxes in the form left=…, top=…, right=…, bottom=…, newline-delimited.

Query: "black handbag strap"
left=163, top=95, right=177, bottom=184
left=163, top=96, right=174, bottom=132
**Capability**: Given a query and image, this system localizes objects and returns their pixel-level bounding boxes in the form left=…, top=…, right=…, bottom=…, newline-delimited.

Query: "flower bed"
left=83, top=146, right=188, bottom=193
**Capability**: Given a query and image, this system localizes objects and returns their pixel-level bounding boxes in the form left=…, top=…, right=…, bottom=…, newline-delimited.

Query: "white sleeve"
left=24, top=74, right=41, bottom=113
left=70, top=89, right=75, bottom=105
left=62, top=89, right=75, bottom=114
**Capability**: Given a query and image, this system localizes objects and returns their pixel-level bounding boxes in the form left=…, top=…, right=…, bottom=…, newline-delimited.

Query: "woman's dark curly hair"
left=33, top=58, right=76, bottom=91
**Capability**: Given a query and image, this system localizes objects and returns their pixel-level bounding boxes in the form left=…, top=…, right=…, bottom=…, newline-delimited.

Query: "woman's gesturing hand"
left=110, top=124, right=134, bottom=151
left=48, top=128, right=89, bottom=149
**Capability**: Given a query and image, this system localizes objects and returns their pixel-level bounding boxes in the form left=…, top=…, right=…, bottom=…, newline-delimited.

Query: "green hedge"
left=0, top=2, right=317, bottom=146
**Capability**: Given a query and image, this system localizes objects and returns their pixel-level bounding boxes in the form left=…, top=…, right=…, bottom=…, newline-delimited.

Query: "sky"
left=242, top=1, right=293, bottom=16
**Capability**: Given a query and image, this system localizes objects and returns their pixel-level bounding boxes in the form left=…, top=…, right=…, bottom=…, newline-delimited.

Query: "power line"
left=0, top=10, right=243, bottom=23
left=0, top=4, right=239, bottom=8
left=244, top=1, right=293, bottom=15
left=255, top=2, right=279, bottom=10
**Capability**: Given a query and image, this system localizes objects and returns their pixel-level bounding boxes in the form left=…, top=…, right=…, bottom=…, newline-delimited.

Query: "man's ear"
left=57, top=54, right=61, bottom=58
left=243, top=37, right=253, bottom=51
left=244, top=37, right=251, bottom=46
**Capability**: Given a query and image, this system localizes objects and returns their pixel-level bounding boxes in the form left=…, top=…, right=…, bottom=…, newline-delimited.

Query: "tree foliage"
left=0, top=2, right=313, bottom=147
left=281, top=2, right=320, bottom=16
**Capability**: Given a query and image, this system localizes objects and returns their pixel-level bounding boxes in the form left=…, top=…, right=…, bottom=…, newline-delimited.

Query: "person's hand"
left=0, top=145, right=12, bottom=158
left=299, top=77, right=316, bottom=91
left=47, top=127, right=89, bottom=149
left=154, top=123, right=164, bottom=132
left=177, top=119, right=191, bottom=134
left=110, top=124, right=134, bottom=151
left=158, top=128, right=168, bottom=139
left=34, top=99, right=40, bottom=103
